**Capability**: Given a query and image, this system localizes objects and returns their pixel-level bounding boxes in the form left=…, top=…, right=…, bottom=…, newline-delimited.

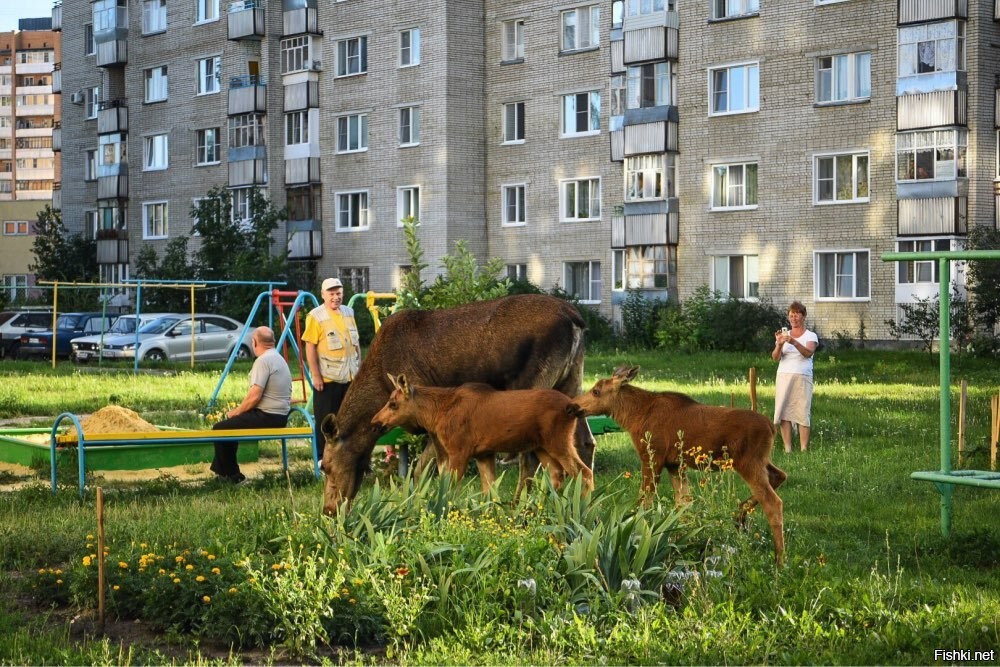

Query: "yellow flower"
left=623, top=471, right=632, bottom=479
left=228, top=587, right=238, bottom=594
left=211, top=567, right=221, bottom=575
left=173, top=578, right=181, bottom=584
left=158, top=568, right=166, bottom=575
left=56, top=579, right=63, bottom=585
left=37, top=568, right=45, bottom=574
left=271, top=563, right=283, bottom=571
left=185, top=564, right=194, bottom=571
left=202, top=595, right=212, bottom=604
left=140, top=543, right=147, bottom=548
left=196, top=575, right=206, bottom=582
left=113, top=585, right=120, bottom=591
left=349, top=598, right=356, bottom=605
left=82, top=556, right=92, bottom=567
left=175, top=556, right=185, bottom=563
left=118, top=561, right=128, bottom=569
left=86, top=534, right=94, bottom=540
left=207, top=554, right=216, bottom=560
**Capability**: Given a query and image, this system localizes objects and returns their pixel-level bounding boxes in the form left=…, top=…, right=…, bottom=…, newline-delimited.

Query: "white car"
left=69, top=312, right=178, bottom=363
left=100, top=314, right=254, bottom=362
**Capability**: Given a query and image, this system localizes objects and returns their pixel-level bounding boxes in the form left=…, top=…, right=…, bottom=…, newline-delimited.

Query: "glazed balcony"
left=899, top=0, right=966, bottom=25
left=51, top=121, right=60, bottom=152
left=228, top=75, right=266, bottom=115
left=228, top=0, right=265, bottom=40
left=96, top=228, right=128, bottom=264
left=51, top=63, right=61, bottom=94
left=51, top=181, right=61, bottom=211
left=287, top=219, right=322, bottom=259
left=52, top=1, right=62, bottom=30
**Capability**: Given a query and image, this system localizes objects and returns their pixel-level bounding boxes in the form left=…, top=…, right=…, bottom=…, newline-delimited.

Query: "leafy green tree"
left=132, top=236, right=195, bottom=313
left=28, top=205, right=98, bottom=311
left=965, top=226, right=1000, bottom=330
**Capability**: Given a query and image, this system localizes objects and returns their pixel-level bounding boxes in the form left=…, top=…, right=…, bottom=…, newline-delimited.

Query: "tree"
left=132, top=236, right=194, bottom=313
left=28, top=205, right=98, bottom=311
left=965, top=225, right=1000, bottom=331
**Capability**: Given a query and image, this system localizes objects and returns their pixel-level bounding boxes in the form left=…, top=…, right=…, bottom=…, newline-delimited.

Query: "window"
left=197, top=56, right=221, bottom=95
left=502, top=19, right=525, bottom=61
left=896, top=129, right=967, bottom=181
left=142, top=0, right=166, bottom=34
left=85, top=86, right=100, bottom=119
left=503, top=102, right=525, bottom=143
left=196, top=0, right=219, bottom=23
left=231, top=187, right=251, bottom=224
left=337, top=191, right=370, bottom=230
left=143, top=134, right=168, bottom=170
left=610, top=75, right=626, bottom=120
left=84, top=24, right=95, bottom=56
left=399, top=106, right=420, bottom=146
left=228, top=113, right=265, bottom=148
left=711, top=162, right=757, bottom=209
left=2, top=275, right=28, bottom=302
left=397, top=186, right=420, bottom=223
left=625, top=154, right=675, bottom=201
left=712, top=0, right=758, bottom=20
left=562, top=91, right=600, bottom=136
left=143, top=201, right=168, bottom=239
left=400, top=28, right=420, bottom=67
left=196, top=128, right=220, bottom=165
left=815, top=152, right=869, bottom=203
left=2, top=220, right=29, bottom=235
left=815, top=250, right=870, bottom=300
left=712, top=255, right=759, bottom=299
left=564, top=261, right=602, bottom=302
left=340, top=267, right=370, bottom=293
left=287, top=185, right=321, bottom=221
left=625, top=0, right=673, bottom=18
left=561, top=5, right=600, bottom=52
left=627, top=62, right=675, bottom=109
left=92, top=0, right=126, bottom=33
left=144, top=66, right=168, bottom=102
left=84, top=210, right=99, bottom=239
left=897, top=238, right=952, bottom=284
left=898, top=20, right=965, bottom=77
left=337, top=36, right=368, bottom=77
left=816, top=52, right=870, bottom=104
left=280, top=36, right=310, bottom=73
left=620, top=246, right=673, bottom=290
left=285, top=111, right=309, bottom=146
left=561, top=178, right=601, bottom=221
left=337, top=114, right=368, bottom=153
left=98, top=133, right=125, bottom=175
left=507, top=264, right=527, bottom=281
left=85, top=150, right=98, bottom=180
left=709, top=62, right=759, bottom=115
left=502, top=184, right=526, bottom=225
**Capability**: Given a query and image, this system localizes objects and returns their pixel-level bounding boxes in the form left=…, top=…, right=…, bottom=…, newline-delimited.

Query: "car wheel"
left=144, top=349, right=167, bottom=362
left=236, top=345, right=252, bottom=361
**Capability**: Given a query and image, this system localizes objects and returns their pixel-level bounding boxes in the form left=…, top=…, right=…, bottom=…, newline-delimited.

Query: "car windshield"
left=138, top=316, right=182, bottom=334
left=56, top=315, right=82, bottom=330
left=107, top=317, right=138, bottom=334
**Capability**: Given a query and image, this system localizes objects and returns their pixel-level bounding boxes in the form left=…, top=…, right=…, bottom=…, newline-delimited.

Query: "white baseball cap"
left=321, top=278, right=343, bottom=291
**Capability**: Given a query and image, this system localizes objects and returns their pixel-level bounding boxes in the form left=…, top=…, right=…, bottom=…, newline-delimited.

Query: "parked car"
left=69, top=312, right=178, bottom=363
left=18, top=312, right=118, bottom=359
left=99, top=314, right=253, bottom=362
left=0, top=309, right=53, bottom=359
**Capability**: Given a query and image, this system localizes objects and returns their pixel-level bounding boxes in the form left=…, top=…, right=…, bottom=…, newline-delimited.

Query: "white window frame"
left=84, top=24, right=96, bottom=56
left=896, top=238, right=954, bottom=285
left=197, top=56, right=221, bottom=95
left=711, top=162, right=758, bottom=209
left=400, top=28, right=420, bottom=67
left=626, top=61, right=676, bottom=110
left=561, top=5, right=600, bottom=52
left=625, top=0, right=674, bottom=18
left=502, top=19, right=525, bottom=61
left=196, top=0, right=219, bottom=24
left=621, top=246, right=673, bottom=290
left=814, top=151, right=869, bottom=204
left=711, top=254, right=759, bottom=300
left=816, top=52, right=871, bottom=104
left=196, top=127, right=220, bottom=165
left=399, top=106, right=420, bottom=146
left=563, top=260, right=602, bottom=304
left=336, top=36, right=368, bottom=77
left=897, top=20, right=965, bottom=77
left=561, top=91, right=601, bottom=137
left=712, top=0, right=759, bottom=20
left=142, top=0, right=167, bottom=34
left=85, top=86, right=100, bottom=119
left=84, top=210, right=99, bottom=239
left=506, top=263, right=528, bottom=281
left=84, top=149, right=98, bottom=180
left=143, top=134, right=168, bottom=171
left=625, top=154, right=675, bottom=202
left=144, top=66, right=168, bottom=103
left=709, top=61, right=759, bottom=115
left=612, top=249, right=625, bottom=291
left=231, top=187, right=251, bottom=225
left=337, top=113, right=369, bottom=153
left=502, top=102, right=525, bottom=144
left=142, top=201, right=169, bottom=239
left=280, top=36, right=311, bottom=74
left=814, top=249, right=871, bottom=301
left=336, top=190, right=370, bottom=231
left=397, top=185, right=420, bottom=225
left=896, top=129, right=967, bottom=182
left=2, top=220, right=29, bottom=235
left=560, top=177, right=601, bottom=222
left=1, top=275, right=28, bottom=302
left=501, top=183, right=527, bottom=226
left=285, top=110, right=309, bottom=146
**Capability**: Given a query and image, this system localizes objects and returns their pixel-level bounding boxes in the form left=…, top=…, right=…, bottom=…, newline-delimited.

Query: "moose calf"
left=371, top=374, right=594, bottom=497
left=570, top=365, right=787, bottom=565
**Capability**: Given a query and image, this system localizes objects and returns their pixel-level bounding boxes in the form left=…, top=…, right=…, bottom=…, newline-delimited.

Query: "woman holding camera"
left=772, top=300, right=819, bottom=452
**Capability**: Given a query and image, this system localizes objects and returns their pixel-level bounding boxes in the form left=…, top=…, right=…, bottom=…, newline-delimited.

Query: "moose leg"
left=474, top=455, right=497, bottom=495
left=513, top=450, right=541, bottom=502
left=667, top=466, right=690, bottom=506
left=735, top=462, right=785, bottom=566
left=736, top=463, right=787, bottom=525
left=548, top=446, right=594, bottom=495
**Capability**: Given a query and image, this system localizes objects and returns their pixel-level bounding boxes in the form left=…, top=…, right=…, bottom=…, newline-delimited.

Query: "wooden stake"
left=749, top=367, right=758, bottom=413
left=957, top=380, right=967, bottom=467
left=97, top=487, right=105, bottom=631
left=991, top=394, right=999, bottom=472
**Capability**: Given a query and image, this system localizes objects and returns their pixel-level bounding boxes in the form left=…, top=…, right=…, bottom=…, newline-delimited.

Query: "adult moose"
left=320, top=293, right=596, bottom=514
left=569, top=365, right=786, bottom=566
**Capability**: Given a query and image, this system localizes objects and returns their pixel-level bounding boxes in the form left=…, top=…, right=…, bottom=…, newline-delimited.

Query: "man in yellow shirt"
left=302, top=278, right=361, bottom=459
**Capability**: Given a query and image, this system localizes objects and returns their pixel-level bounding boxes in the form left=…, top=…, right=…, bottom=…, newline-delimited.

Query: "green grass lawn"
left=1, top=349, right=998, bottom=665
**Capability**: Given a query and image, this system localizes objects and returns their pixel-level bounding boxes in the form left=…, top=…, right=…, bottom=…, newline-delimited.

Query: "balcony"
left=51, top=64, right=61, bottom=94
left=623, top=119, right=678, bottom=156
left=95, top=38, right=127, bottom=68
left=229, top=0, right=265, bottom=39
left=611, top=205, right=679, bottom=248
left=97, top=165, right=129, bottom=200
left=228, top=151, right=267, bottom=187
left=899, top=0, right=966, bottom=25
left=287, top=219, right=322, bottom=259
left=51, top=122, right=60, bottom=151
left=610, top=129, right=624, bottom=162
left=51, top=181, right=60, bottom=211
left=228, top=76, right=266, bottom=115
left=284, top=157, right=320, bottom=185
left=622, top=9, right=678, bottom=64
left=97, top=228, right=128, bottom=264
left=897, top=196, right=967, bottom=236
left=97, top=99, right=128, bottom=134
left=52, top=1, right=62, bottom=30
left=283, top=6, right=319, bottom=36
left=898, top=90, right=966, bottom=130
left=94, top=7, right=129, bottom=67
left=610, top=36, right=624, bottom=73
left=283, top=80, right=319, bottom=110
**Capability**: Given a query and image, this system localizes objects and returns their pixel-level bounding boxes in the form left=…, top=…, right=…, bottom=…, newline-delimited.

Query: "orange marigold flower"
left=395, top=566, right=410, bottom=578
left=623, top=471, right=632, bottom=479
left=118, top=562, right=128, bottom=569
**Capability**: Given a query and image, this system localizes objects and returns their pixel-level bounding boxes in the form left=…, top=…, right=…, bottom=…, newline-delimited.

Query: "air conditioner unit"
left=69, top=91, right=85, bottom=105
left=309, top=60, right=322, bottom=71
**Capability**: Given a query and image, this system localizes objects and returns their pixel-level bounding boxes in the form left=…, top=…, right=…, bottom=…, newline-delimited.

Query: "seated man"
left=210, top=326, right=292, bottom=483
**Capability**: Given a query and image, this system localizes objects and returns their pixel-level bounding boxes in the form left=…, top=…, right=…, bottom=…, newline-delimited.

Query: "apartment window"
left=627, top=62, right=674, bottom=109
left=816, top=52, right=870, bottom=104
left=337, top=114, right=368, bottom=153
left=196, top=0, right=219, bottom=23
left=397, top=186, right=420, bottom=223
left=612, top=249, right=625, bottom=290
left=84, top=150, right=98, bottom=180
left=98, top=133, right=125, bottom=175
left=143, top=201, right=168, bottom=239
left=400, top=28, right=420, bottom=67
left=143, top=134, right=168, bottom=171
left=507, top=264, right=527, bottom=281
left=287, top=185, right=321, bottom=222
left=815, top=152, right=869, bottom=203
left=197, top=56, right=221, bottom=95
left=399, top=107, right=420, bottom=146
left=815, top=250, right=870, bottom=300
left=561, top=5, right=600, bottom=52
left=897, top=129, right=967, bottom=181
left=281, top=36, right=310, bottom=73
left=625, top=154, right=675, bottom=201
left=898, top=20, right=965, bottom=77
left=144, top=66, right=168, bottom=102
left=231, top=187, right=251, bottom=224
left=2, top=221, right=29, bottom=235
left=610, top=75, right=626, bottom=120
left=196, top=128, right=220, bottom=165
left=622, top=246, right=673, bottom=290
left=85, top=87, right=100, bottom=119
left=709, top=62, right=759, bottom=115
left=564, top=261, right=602, bottom=303
left=336, top=191, right=370, bottom=230
left=712, top=255, right=759, bottom=299
left=625, top=0, right=673, bottom=17
left=84, top=24, right=95, bottom=55
left=897, top=238, right=952, bottom=284
left=228, top=113, right=265, bottom=148
left=712, top=0, right=758, bottom=20
left=502, top=19, right=525, bottom=61
left=84, top=210, right=99, bottom=239
left=142, top=0, right=166, bottom=34
left=2, top=275, right=28, bottom=302
left=285, top=111, right=309, bottom=146
left=502, top=184, right=526, bottom=226
left=711, top=162, right=757, bottom=209
left=93, top=0, right=126, bottom=32
left=561, top=178, right=601, bottom=221
left=337, top=36, right=368, bottom=77
left=340, top=267, right=370, bottom=294
left=502, top=102, right=525, bottom=143
left=562, top=91, right=600, bottom=136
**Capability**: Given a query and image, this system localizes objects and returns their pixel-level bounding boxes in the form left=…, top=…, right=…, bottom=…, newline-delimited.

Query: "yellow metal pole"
left=190, top=285, right=196, bottom=369
left=51, top=283, right=59, bottom=368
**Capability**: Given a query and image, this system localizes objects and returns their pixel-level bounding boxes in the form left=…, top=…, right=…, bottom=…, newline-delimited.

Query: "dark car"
left=18, top=312, right=118, bottom=359
left=0, top=309, right=54, bottom=358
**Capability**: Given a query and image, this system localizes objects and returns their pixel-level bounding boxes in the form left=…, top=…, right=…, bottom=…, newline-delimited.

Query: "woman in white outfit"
left=771, top=301, right=819, bottom=452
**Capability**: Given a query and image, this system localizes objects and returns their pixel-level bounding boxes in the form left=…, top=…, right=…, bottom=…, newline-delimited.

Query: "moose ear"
left=320, top=413, right=339, bottom=440
left=624, top=365, right=640, bottom=382
left=387, top=372, right=401, bottom=390
left=398, top=374, right=412, bottom=397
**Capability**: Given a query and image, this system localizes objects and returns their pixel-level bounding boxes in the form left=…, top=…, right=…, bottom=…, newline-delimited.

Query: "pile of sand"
left=64, top=406, right=159, bottom=438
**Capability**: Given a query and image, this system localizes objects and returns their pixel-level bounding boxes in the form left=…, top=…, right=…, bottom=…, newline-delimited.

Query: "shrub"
left=653, top=286, right=784, bottom=352
left=620, top=289, right=667, bottom=350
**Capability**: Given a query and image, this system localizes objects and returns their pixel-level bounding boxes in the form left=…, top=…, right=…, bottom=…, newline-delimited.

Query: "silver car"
left=69, top=312, right=178, bottom=363
left=100, top=314, right=253, bottom=362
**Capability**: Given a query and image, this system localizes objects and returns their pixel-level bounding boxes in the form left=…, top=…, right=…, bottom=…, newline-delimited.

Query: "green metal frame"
left=881, top=250, right=1000, bottom=536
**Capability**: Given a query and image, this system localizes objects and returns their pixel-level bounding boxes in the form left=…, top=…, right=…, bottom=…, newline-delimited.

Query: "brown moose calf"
left=570, top=365, right=787, bottom=565
left=371, top=374, right=595, bottom=497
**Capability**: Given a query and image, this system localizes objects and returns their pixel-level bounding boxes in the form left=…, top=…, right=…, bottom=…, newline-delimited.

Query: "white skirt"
left=773, top=373, right=813, bottom=427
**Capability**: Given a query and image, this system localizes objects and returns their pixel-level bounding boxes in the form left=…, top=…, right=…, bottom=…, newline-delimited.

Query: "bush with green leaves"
left=654, top=286, right=785, bottom=352
left=620, top=289, right=667, bottom=349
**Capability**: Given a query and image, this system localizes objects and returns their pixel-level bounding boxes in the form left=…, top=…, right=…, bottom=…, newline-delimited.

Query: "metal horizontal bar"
left=911, top=470, right=1000, bottom=489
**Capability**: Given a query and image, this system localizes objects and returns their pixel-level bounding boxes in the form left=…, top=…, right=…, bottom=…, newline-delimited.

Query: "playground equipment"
left=881, top=249, right=1000, bottom=536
